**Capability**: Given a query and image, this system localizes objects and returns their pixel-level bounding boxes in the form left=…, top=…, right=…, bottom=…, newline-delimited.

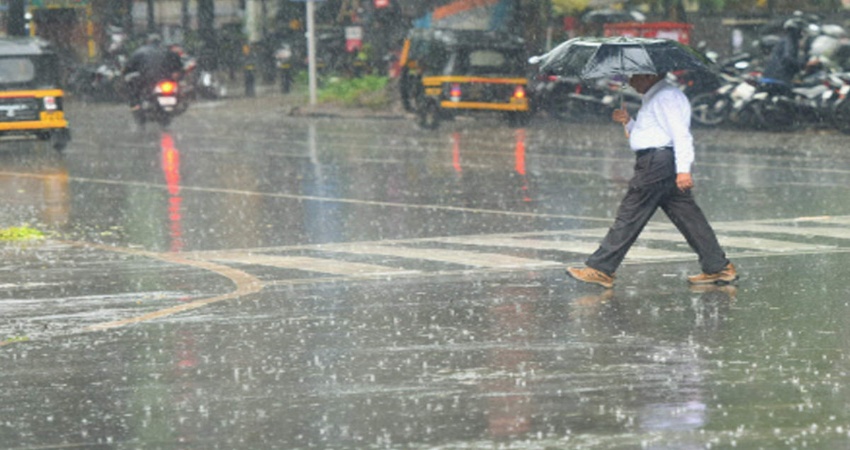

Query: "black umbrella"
left=530, top=36, right=709, bottom=136
left=580, top=9, right=646, bottom=25
left=530, top=36, right=710, bottom=79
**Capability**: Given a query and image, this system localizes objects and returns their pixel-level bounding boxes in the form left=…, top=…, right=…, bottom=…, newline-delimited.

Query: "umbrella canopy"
left=580, top=8, right=646, bottom=25
left=530, top=36, right=710, bottom=79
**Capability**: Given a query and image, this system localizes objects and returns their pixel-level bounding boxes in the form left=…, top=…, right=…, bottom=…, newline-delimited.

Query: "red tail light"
left=450, top=83, right=462, bottom=100
left=513, top=85, right=526, bottom=99
left=157, top=81, right=177, bottom=95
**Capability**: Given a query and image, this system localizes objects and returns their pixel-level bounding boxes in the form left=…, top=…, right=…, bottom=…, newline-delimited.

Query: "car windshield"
left=443, top=47, right=525, bottom=76
left=0, top=55, right=60, bottom=90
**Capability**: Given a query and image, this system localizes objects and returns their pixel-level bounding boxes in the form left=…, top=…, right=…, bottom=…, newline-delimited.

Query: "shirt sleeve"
left=655, top=88, right=695, bottom=173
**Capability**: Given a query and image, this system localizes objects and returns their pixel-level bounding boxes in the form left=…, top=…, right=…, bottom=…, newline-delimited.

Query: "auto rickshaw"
left=399, top=28, right=531, bottom=129
left=0, top=37, right=71, bottom=151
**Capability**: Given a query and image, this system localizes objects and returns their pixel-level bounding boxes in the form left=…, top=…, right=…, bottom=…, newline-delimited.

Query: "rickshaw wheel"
left=400, top=72, right=419, bottom=113
left=50, top=129, right=70, bottom=152
left=417, top=99, right=441, bottom=129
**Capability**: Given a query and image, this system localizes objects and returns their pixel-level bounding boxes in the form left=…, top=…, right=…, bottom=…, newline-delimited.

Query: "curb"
left=222, top=79, right=408, bottom=121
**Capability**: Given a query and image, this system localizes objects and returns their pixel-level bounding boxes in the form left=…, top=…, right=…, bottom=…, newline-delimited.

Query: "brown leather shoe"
left=566, top=266, right=614, bottom=289
left=688, top=263, right=738, bottom=285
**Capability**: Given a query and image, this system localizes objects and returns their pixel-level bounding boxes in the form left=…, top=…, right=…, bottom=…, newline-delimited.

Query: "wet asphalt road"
left=4, top=91, right=850, bottom=448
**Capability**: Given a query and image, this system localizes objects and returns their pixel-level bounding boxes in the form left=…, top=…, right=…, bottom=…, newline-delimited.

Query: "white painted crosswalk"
left=205, top=252, right=419, bottom=276
left=188, top=216, right=850, bottom=279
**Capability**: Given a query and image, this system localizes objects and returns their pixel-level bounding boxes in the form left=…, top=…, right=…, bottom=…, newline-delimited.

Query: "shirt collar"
left=642, top=78, right=669, bottom=103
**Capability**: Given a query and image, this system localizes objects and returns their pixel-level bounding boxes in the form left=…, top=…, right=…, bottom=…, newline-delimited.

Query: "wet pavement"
left=3, top=88, right=850, bottom=448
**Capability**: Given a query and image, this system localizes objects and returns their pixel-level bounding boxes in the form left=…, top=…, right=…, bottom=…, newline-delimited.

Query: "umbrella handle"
left=620, top=95, right=629, bottom=138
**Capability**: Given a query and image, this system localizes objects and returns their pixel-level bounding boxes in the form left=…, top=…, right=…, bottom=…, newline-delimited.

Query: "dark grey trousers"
left=585, top=148, right=729, bottom=276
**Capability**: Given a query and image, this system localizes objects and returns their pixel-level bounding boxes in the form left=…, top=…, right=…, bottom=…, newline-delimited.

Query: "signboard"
left=604, top=22, right=693, bottom=45
left=345, top=26, right=363, bottom=52
left=30, top=0, right=90, bottom=6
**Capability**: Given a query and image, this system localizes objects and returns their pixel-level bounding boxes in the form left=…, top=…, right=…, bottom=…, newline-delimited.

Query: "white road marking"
left=712, top=223, right=850, bottom=240
left=320, top=243, right=562, bottom=269
left=206, top=252, right=418, bottom=276
left=568, top=228, right=832, bottom=253
left=184, top=215, right=850, bottom=277
left=430, top=235, right=689, bottom=260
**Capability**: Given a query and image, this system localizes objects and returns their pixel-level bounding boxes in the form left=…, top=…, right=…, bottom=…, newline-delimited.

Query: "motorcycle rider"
left=760, top=17, right=828, bottom=93
left=122, top=33, right=184, bottom=114
left=761, top=18, right=807, bottom=88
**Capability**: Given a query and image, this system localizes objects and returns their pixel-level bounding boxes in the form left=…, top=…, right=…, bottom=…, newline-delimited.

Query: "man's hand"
left=612, top=108, right=630, bottom=125
left=676, top=173, right=694, bottom=192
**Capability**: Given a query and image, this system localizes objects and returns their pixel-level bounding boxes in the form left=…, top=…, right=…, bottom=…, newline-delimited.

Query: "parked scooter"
left=531, top=74, right=640, bottom=120
left=169, top=44, right=224, bottom=100
left=690, top=65, right=761, bottom=127
left=731, top=67, right=849, bottom=132
left=67, top=25, right=128, bottom=102
left=824, top=72, right=850, bottom=133
left=67, top=61, right=125, bottom=102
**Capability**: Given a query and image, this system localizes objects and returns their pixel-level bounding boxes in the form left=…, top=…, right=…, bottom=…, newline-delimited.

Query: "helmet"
left=805, top=23, right=821, bottom=37
left=783, top=18, right=805, bottom=33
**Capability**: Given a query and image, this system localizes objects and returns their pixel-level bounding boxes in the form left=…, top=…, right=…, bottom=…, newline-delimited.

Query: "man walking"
left=566, top=73, right=737, bottom=289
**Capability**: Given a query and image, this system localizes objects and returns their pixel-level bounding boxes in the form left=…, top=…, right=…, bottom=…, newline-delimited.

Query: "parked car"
left=0, top=37, right=70, bottom=151
left=398, top=28, right=531, bottom=129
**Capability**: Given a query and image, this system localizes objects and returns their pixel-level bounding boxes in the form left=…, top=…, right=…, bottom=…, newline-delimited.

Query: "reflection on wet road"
left=4, top=98, right=850, bottom=448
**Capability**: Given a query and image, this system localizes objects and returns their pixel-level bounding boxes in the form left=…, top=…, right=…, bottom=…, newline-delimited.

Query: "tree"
left=198, top=0, right=217, bottom=70
left=6, top=0, right=25, bottom=36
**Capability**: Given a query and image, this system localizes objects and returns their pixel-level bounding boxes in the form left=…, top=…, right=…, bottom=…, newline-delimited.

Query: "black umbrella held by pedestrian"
left=529, top=36, right=710, bottom=134
left=534, top=37, right=737, bottom=289
left=529, top=36, right=710, bottom=79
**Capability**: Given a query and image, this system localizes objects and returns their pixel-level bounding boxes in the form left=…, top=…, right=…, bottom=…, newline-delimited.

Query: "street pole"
left=544, top=0, right=552, bottom=51
left=245, top=0, right=262, bottom=96
left=307, top=0, right=317, bottom=105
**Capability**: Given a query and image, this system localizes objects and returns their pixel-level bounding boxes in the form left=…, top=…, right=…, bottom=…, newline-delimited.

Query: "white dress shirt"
left=624, top=79, right=695, bottom=174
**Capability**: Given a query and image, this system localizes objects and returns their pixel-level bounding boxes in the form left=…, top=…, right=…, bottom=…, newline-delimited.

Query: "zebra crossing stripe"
left=712, top=223, right=850, bottom=240
left=321, top=243, right=562, bottom=268
left=206, top=252, right=417, bottom=276
left=634, top=230, right=832, bottom=252
left=431, top=235, right=689, bottom=260
left=192, top=216, right=850, bottom=275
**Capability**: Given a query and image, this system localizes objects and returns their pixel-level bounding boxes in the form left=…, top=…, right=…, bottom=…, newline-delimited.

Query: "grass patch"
left=0, top=226, right=45, bottom=241
left=1, top=336, right=29, bottom=345
left=318, top=75, right=389, bottom=108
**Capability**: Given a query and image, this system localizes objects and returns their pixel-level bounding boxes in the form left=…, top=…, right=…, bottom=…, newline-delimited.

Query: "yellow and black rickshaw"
left=399, top=28, right=531, bottom=129
left=0, top=37, right=70, bottom=151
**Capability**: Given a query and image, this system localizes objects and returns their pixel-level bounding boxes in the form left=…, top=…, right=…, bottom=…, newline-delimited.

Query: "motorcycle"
left=67, top=59, right=126, bottom=102
left=531, top=74, right=640, bottom=120
left=169, top=44, right=225, bottom=100
left=671, top=52, right=755, bottom=99
left=67, top=25, right=128, bottom=102
left=690, top=70, right=761, bottom=127
left=826, top=73, right=850, bottom=133
left=731, top=69, right=849, bottom=132
left=131, top=77, right=185, bottom=129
